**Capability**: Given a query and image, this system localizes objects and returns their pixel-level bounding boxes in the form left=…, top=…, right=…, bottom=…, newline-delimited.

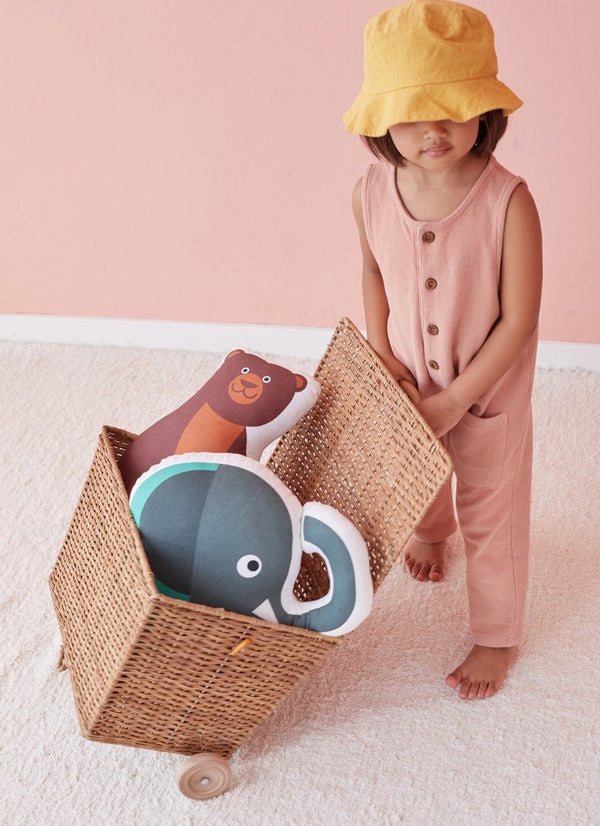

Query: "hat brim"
left=343, top=75, right=522, bottom=136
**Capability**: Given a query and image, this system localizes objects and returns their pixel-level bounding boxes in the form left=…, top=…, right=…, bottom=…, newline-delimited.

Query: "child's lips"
left=424, top=144, right=451, bottom=157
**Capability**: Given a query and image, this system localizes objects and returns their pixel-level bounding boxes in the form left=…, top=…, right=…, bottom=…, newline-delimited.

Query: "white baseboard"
left=1, top=313, right=599, bottom=371
left=533, top=340, right=600, bottom=371
left=0, top=314, right=333, bottom=360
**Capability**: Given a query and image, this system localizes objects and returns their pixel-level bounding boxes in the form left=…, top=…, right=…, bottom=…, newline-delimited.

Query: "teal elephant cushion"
left=130, top=452, right=373, bottom=636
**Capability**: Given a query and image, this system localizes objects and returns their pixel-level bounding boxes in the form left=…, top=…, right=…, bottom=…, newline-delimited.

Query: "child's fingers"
left=399, top=379, right=421, bottom=405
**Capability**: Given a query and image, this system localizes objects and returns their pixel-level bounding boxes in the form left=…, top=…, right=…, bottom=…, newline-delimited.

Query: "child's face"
left=388, top=118, right=480, bottom=170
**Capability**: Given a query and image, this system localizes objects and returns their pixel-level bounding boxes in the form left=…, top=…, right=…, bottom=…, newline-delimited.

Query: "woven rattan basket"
left=49, top=318, right=452, bottom=774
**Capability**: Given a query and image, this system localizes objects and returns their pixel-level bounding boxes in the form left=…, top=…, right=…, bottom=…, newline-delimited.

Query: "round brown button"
left=422, top=231, right=435, bottom=243
left=429, top=360, right=440, bottom=370
left=425, top=277, right=437, bottom=290
left=427, top=324, right=439, bottom=335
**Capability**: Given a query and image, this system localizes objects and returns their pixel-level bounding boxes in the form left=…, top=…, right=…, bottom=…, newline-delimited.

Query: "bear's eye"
left=236, top=555, right=262, bottom=578
left=262, top=376, right=271, bottom=384
left=240, top=367, right=250, bottom=374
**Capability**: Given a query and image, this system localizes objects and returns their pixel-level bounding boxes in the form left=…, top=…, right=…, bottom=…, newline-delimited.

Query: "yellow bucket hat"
left=343, top=0, right=522, bottom=137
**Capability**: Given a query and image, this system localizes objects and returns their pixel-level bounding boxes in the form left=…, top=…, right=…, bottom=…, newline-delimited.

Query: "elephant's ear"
left=290, top=501, right=373, bottom=636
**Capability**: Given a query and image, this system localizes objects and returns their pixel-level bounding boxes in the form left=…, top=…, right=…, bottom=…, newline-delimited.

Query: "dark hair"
left=361, top=109, right=508, bottom=167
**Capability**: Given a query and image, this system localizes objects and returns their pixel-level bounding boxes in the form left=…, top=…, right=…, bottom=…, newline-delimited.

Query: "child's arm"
left=352, top=178, right=417, bottom=388
left=415, top=184, right=543, bottom=437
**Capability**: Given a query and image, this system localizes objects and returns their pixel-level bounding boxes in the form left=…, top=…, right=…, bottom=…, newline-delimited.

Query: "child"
left=344, top=0, right=542, bottom=699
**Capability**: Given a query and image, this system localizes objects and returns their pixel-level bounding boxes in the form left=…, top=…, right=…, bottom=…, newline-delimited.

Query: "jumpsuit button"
left=427, top=324, right=439, bottom=335
left=425, top=277, right=438, bottom=290
left=429, top=360, right=440, bottom=370
left=422, top=231, right=435, bottom=243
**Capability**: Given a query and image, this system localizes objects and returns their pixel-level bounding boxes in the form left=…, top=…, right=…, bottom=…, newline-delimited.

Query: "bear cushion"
left=130, top=452, right=373, bottom=637
left=119, top=350, right=320, bottom=492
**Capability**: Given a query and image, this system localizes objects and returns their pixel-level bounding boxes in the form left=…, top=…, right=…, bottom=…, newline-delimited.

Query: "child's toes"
left=484, top=681, right=501, bottom=698
left=429, top=562, right=443, bottom=581
left=460, top=680, right=475, bottom=700
left=406, top=558, right=423, bottom=580
left=475, top=681, right=489, bottom=700
left=445, top=668, right=462, bottom=690
left=414, top=564, right=427, bottom=581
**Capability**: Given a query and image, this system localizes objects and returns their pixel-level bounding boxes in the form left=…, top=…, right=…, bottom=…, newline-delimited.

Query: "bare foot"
left=445, top=644, right=518, bottom=700
left=404, top=538, right=445, bottom=582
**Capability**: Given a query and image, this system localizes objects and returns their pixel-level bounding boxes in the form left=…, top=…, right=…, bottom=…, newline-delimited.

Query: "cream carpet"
left=2, top=339, right=599, bottom=826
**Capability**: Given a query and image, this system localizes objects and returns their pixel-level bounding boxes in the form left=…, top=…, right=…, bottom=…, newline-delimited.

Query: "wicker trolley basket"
left=49, top=317, right=452, bottom=799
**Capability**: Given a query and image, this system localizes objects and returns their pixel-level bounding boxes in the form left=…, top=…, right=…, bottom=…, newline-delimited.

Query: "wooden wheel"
left=175, top=752, right=232, bottom=800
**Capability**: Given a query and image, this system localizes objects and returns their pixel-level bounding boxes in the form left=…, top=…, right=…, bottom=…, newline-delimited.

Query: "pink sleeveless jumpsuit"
left=362, top=156, right=537, bottom=648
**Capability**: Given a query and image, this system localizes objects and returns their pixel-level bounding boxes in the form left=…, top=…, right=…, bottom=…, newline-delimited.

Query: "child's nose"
left=423, top=121, right=449, bottom=137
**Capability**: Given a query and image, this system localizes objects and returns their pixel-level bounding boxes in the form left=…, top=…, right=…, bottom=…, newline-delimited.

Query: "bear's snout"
left=229, top=374, right=263, bottom=404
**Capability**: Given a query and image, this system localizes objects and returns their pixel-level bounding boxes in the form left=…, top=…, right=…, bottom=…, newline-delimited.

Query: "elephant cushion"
left=129, top=453, right=373, bottom=636
left=119, top=350, right=320, bottom=492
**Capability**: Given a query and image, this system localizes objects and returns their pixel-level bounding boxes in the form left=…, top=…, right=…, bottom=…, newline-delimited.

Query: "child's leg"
left=447, top=409, right=533, bottom=698
left=406, top=476, right=457, bottom=581
left=458, top=413, right=532, bottom=647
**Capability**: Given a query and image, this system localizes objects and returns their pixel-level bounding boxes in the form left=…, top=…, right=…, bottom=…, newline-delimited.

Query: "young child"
left=344, top=0, right=542, bottom=699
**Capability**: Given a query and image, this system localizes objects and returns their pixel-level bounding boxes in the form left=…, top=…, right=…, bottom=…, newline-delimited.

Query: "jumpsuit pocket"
left=449, top=410, right=508, bottom=490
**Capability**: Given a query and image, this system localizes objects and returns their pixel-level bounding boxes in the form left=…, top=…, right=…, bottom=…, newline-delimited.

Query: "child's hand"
left=403, top=387, right=465, bottom=439
left=380, top=354, right=418, bottom=390
left=399, top=379, right=422, bottom=406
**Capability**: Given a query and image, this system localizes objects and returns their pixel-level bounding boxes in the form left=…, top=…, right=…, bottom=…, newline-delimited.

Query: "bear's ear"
left=225, top=349, right=245, bottom=360
left=294, top=373, right=308, bottom=392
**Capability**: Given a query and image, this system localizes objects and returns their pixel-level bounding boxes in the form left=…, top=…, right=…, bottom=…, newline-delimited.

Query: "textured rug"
left=2, top=339, right=599, bottom=826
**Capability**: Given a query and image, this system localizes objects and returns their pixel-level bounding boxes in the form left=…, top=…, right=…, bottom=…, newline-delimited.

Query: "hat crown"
left=363, top=0, right=498, bottom=93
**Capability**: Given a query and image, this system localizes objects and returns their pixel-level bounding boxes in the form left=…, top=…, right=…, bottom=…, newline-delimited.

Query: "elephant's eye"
left=240, top=367, right=250, bottom=374
left=237, top=555, right=262, bottom=578
left=262, top=375, right=271, bottom=383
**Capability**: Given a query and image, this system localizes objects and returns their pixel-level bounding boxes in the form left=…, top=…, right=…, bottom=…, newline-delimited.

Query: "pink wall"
left=1, top=1, right=598, bottom=343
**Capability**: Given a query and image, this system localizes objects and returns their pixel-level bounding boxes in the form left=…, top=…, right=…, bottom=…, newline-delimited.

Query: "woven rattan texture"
left=268, top=318, right=453, bottom=591
left=49, top=429, right=155, bottom=737
left=84, top=598, right=335, bottom=757
left=50, top=429, right=336, bottom=758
